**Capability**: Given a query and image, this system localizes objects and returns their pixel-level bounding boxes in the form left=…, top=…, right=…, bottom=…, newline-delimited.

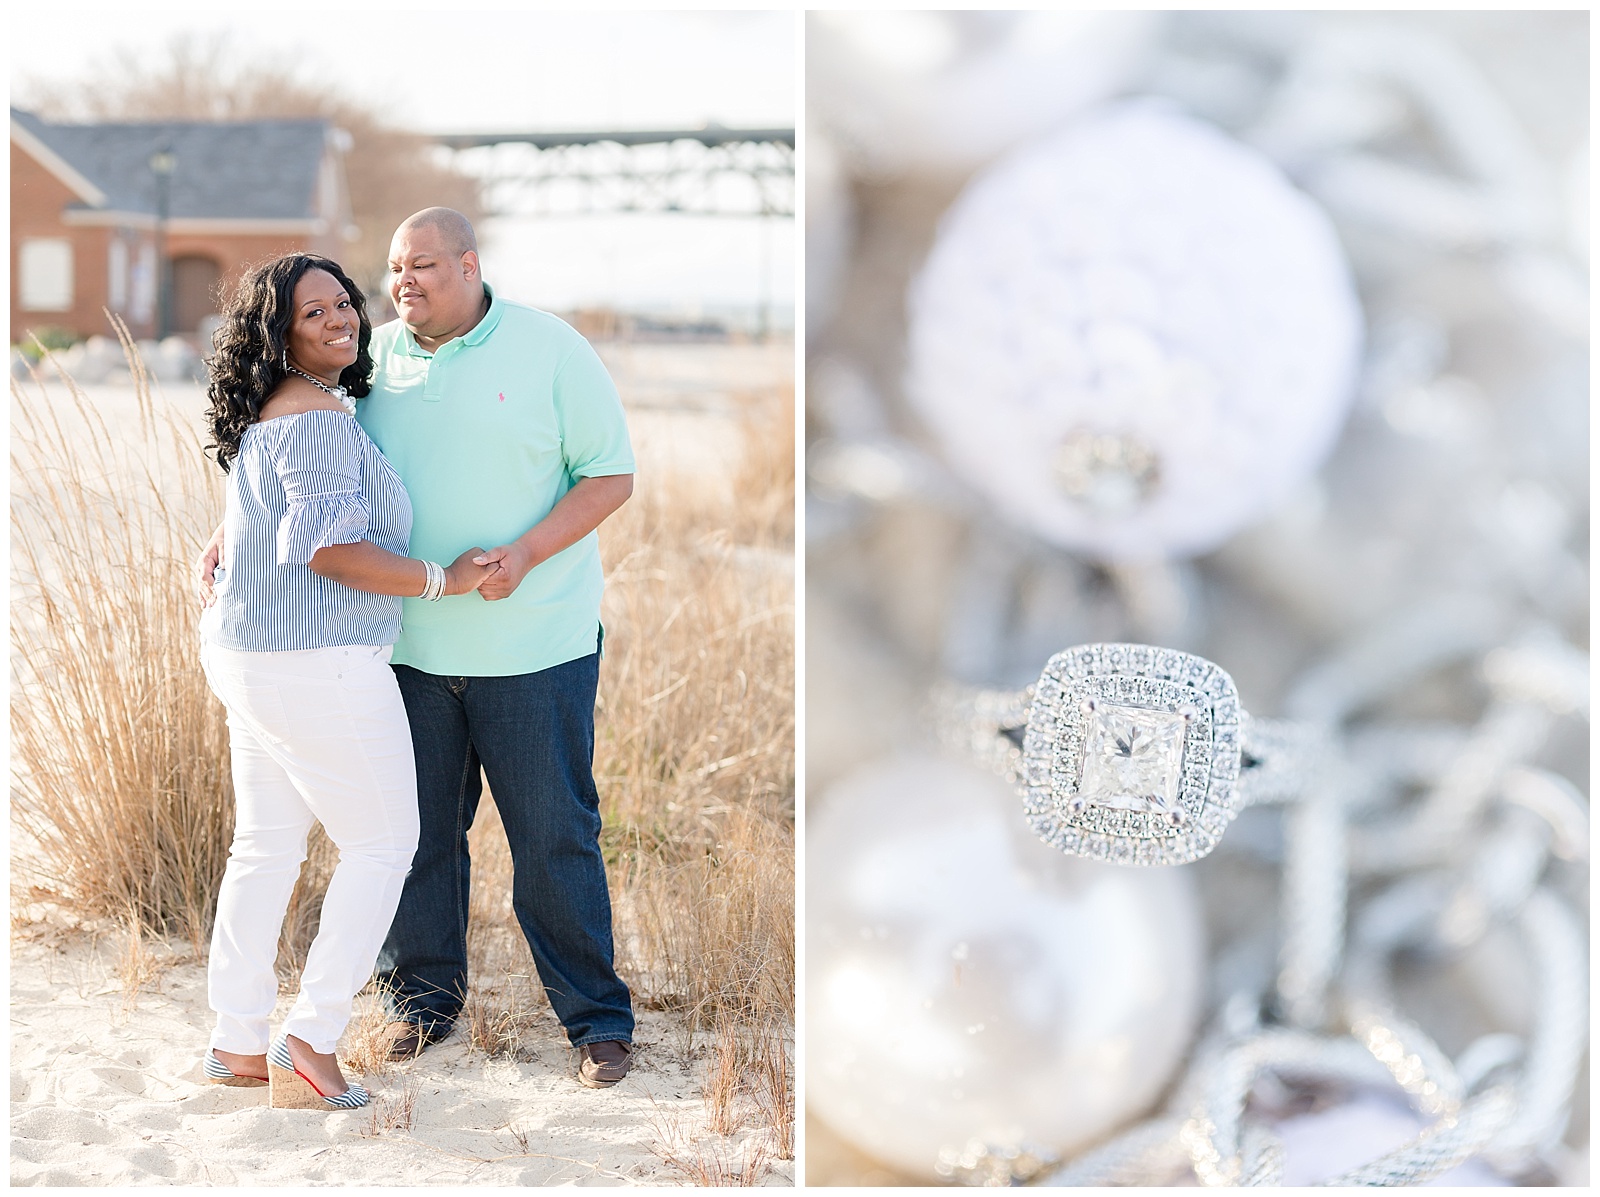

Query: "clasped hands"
left=438, top=542, right=537, bottom=601
left=470, top=541, right=537, bottom=602
left=418, top=542, right=541, bottom=600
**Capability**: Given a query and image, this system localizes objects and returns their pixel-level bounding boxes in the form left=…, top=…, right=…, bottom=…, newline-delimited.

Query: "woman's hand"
left=444, top=547, right=500, bottom=596
left=195, top=522, right=225, bottom=608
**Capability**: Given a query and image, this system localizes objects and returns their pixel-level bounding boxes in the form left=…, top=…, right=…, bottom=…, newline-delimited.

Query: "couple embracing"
left=194, top=208, right=635, bottom=1108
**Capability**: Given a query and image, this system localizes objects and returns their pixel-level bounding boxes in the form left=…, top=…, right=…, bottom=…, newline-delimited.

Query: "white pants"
left=200, top=642, right=419, bottom=1055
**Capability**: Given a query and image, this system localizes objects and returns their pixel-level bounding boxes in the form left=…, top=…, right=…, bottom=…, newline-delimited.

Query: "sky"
left=11, top=7, right=797, bottom=320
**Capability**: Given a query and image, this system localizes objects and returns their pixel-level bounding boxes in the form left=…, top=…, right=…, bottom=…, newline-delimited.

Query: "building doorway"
left=171, top=255, right=222, bottom=338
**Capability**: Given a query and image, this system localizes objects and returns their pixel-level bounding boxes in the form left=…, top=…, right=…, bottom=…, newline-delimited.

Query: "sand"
left=10, top=912, right=792, bottom=1186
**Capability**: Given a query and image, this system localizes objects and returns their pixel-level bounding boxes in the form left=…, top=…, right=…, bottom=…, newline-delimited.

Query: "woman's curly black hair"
left=204, top=253, right=375, bottom=472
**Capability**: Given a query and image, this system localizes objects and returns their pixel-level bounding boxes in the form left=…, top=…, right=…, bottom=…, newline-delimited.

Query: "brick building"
left=11, top=107, right=354, bottom=345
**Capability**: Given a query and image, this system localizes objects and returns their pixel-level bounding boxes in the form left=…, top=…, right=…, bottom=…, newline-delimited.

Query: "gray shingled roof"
left=12, top=107, right=328, bottom=221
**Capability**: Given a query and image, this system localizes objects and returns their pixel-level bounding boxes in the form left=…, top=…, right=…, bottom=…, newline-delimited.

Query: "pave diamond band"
left=933, top=642, right=1322, bottom=866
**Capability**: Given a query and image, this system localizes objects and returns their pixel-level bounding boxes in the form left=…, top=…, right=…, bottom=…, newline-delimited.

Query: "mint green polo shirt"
left=358, top=285, right=635, bottom=676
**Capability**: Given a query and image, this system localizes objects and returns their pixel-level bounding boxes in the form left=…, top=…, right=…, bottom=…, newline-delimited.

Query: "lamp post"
left=149, top=143, right=177, bottom=339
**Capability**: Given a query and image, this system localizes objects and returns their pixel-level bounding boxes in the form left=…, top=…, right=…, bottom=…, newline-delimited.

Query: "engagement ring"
left=935, top=643, right=1323, bottom=866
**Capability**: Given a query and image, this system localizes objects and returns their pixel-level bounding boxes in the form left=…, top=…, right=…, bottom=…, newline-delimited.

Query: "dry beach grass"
left=10, top=331, right=795, bottom=1184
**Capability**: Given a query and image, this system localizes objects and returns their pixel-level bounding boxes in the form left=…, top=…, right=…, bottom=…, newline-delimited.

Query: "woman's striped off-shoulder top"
left=200, top=409, right=413, bottom=651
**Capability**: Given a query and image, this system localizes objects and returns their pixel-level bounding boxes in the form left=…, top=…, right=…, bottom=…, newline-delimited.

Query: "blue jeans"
left=374, top=653, right=634, bottom=1047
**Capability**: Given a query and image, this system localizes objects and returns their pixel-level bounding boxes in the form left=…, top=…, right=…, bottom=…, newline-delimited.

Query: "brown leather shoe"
left=578, top=1040, right=633, bottom=1088
left=378, top=1021, right=429, bottom=1062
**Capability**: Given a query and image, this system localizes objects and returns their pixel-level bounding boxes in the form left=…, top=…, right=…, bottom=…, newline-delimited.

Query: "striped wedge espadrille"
left=202, top=1049, right=267, bottom=1087
left=266, top=1035, right=369, bottom=1110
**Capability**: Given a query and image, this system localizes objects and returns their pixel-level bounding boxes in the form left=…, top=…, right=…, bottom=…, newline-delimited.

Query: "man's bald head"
left=397, top=207, right=478, bottom=258
left=388, top=208, right=488, bottom=348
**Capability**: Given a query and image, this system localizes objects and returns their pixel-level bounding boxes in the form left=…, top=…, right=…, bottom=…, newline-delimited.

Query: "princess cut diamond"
left=1078, top=702, right=1187, bottom=813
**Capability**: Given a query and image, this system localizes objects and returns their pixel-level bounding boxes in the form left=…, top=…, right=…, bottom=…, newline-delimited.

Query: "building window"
left=109, top=238, right=129, bottom=311
left=20, top=238, right=74, bottom=311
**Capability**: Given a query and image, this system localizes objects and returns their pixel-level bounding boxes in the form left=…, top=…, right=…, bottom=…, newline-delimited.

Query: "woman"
left=196, top=253, right=493, bottom=1109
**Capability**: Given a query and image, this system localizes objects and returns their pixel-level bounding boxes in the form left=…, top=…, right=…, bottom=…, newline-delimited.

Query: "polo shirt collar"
left=462, top=283, right=504, bottom=346
left=398, top=283, right=503, bottom=357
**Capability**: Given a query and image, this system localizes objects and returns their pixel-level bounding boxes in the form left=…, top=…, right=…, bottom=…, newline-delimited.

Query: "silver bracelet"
left=418, top=559, right=446, bottom=602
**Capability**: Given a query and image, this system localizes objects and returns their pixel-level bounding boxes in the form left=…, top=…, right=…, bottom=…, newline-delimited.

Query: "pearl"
left=807, top=754, right=1205, bottom=1180
left=905, top=105, right=1362, bottom=561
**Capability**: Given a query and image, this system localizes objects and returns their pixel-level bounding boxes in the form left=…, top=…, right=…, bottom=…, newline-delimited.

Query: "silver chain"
left=284, top=364, right=356, bottom=414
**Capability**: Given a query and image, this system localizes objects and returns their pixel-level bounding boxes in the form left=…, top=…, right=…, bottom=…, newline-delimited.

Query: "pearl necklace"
left=285, top=364, right=357, bottom=415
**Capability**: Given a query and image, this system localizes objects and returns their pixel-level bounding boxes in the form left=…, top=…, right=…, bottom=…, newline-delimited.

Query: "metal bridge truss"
left=434, top=128, right=795, bottom=219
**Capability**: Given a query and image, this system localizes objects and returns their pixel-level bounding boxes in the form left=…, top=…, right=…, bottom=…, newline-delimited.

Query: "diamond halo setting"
left=1020, top=643, right=1243, bottom=866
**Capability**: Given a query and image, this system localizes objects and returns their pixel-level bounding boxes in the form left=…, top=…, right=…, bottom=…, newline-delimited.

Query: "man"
left=363, top=208, right=636, bottom=1086
left=203, top=208, right=637, bottom=1087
